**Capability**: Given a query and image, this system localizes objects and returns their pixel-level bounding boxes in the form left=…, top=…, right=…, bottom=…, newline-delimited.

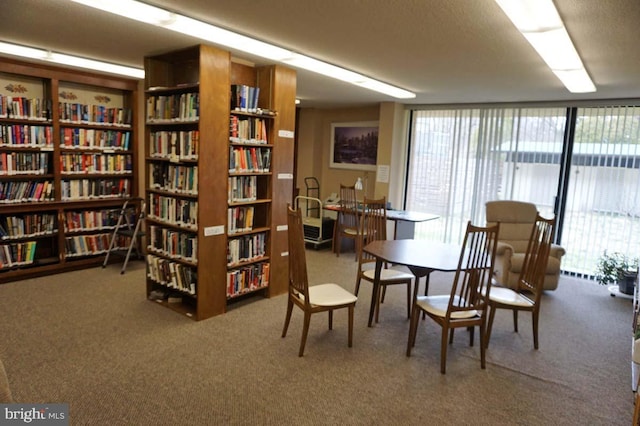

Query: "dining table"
left=324, top=203, right=439, bottom=240
left=363, top=239, right=463, bottom=327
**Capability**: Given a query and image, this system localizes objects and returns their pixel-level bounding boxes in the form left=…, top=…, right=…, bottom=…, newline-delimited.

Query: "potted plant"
left=596, top=251, right=639, bottom=295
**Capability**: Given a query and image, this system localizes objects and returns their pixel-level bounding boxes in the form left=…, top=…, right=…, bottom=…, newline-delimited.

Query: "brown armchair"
left=485, top=200, right=565, bottom=291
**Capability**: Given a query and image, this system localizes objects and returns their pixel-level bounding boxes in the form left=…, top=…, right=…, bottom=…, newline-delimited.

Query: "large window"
left=406, top=105, right=640, bottom=278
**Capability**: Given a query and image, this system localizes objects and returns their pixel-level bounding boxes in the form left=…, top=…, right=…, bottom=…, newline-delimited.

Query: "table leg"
left=368, top=258, right=384, bottom=327
left=408, top=267, right=433, bottom=320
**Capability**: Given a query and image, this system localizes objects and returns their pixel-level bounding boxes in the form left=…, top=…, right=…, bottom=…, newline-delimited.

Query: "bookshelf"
left=0, top=58, right=139, bottom=283
left=144, top=44, right=296, bottom=320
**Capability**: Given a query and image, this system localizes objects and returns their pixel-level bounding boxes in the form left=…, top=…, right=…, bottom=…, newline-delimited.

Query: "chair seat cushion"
left=362, top=268, right=413, bottom=281
left=415, top=295, right=478, bottom=318
left=489, top=287, right=534, bottom=307
left=343, top=228, right=359, bottom=236
left=308, top=283, right=358, bottom=307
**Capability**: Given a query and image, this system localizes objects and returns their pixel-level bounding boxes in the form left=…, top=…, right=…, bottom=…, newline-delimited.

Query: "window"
left=406, top=105, right=640, bottom=277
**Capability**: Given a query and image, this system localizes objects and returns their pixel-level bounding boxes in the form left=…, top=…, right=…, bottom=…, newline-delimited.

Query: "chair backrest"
left=518, top=214, right=555, bottom=299
left=286, top=205, right=310, bottom=306
left=447, top=221, right=500, bottom=318
left=338, top=184, right=359, bottom=230
left=486, top=200, right=537, bottom=253
left=357, top=197, right=387, bottom=265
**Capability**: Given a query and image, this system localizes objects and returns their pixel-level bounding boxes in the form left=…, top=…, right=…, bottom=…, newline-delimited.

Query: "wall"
left=295, top=102, right=408, bottom=209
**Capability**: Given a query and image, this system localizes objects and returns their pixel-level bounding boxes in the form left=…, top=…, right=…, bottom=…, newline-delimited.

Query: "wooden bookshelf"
left=0, top=57, right=139, bottom=283
left=144, top=44, right=296, bottom=320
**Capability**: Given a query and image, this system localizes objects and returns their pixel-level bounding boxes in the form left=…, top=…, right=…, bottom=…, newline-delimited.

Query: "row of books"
left=0, top=95, right=50, bottom=121
left=0, top=152, right=50, bottom=175
left=60, top=178, right=130, bottom=200
left=0, top=241, right=38, bottom=268
left=0, top=214, right=57, bottom=239
left=0, top=180, right=54, bottom=203
left=148, top=225, right=198, bottom=263
left=64, top=232, right=120, bottom=257
left=149, top=163, right=198, bottom=195
left=228, top=206, right=254, bottom=234
left=149, top=130, right=199, bottom=160
left=230, top=84, right=260, bottom=113
left=59, top=102, right=132, bottom=127
left=148, top=194, right=198, bottom=229
left=228, top=175, right=257, bottom=203
left=229, top=115, right=268, bottom=144
left=229, top=146, right=271, bottom=173
left=60, top=153, right=132, bottom=174
left=227, top=232, right=267, bottom=266
left=61, top=128, right=131, bottom=151
left=0, top=124, right=53, bottom=147
left=147, top=253, right=197, bottom=295
left=226, top=261, right=269, bottom=298
left=146, top=93, right=199, bottom=123
left=64, top=208, right=120, bottom=232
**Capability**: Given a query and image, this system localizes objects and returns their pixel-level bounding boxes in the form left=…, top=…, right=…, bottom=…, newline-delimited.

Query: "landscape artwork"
left=330, top=121, right=379, bottom=170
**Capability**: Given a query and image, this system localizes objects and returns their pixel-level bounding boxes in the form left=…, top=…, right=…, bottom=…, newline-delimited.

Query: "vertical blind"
left=405, top=105, right=640, bottom=277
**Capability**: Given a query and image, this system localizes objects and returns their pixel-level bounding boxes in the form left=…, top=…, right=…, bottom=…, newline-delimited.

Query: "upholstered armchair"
left=485, top=200, right=565, bottom=291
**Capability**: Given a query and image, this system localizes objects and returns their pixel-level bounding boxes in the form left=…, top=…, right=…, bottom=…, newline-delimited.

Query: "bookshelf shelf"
left=0, top=58, right=139, bottom=281
left=144, top=44, right=296, bottom=320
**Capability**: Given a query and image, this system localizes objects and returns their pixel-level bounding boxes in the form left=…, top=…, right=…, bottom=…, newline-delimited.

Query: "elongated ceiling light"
left=495, top=0, right=596, bottom=93
left=70, top=0, right=416, bottom=99
left=0, top=41, right=145, bottom=79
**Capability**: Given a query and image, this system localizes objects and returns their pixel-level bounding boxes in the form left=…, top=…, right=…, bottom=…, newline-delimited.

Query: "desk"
left=363, top=239, right=462, bottom=327
left=324, top=204, right=439, bottom=239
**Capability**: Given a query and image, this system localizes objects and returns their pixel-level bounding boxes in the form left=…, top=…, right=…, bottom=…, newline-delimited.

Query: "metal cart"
left=294, top=195, right=334, bottom=249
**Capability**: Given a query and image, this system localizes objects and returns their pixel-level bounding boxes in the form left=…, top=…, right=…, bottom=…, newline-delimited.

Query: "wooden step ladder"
left=103, top=197, right=146, bottom=274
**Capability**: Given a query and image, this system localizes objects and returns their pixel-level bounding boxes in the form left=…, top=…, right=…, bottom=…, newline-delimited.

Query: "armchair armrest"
left=550, top=244, right=566, bottom=259
left=495, top=241, right=514, bottom=257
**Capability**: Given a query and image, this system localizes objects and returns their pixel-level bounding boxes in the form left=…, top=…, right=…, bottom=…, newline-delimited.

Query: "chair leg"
left=513, top=309, right=519, bottom=333
left=299, top=311, right=311, bottom=357
left=355, top=275, right=362, bottom=296
left=282, top=298, right=293, bottom=338
left=532, top=310, right=539, bottom=349
left=469, top=326, right=475, bottom=347
left=348, top=305, right=354, bottom=347
left=480, top=321, right=487, bottom=369
left=328, top=310, right=334, bottom=330
left=448, top=328, right=455, bottom=344
left=440, top=325, right=449, bottom=374
left=405, top=281, right=411, bottom=319
left=486, top=304, right=497, bottom=348
left=381, top=286, right=387, bottom=303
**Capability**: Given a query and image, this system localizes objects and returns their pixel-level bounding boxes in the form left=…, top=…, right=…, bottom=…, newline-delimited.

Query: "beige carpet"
left=0, top=247, right=633, bottom=425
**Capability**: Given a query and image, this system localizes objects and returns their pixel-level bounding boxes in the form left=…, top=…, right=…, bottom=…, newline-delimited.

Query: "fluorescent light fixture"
left=552, top=69, right=597, bottom=93
left=495, top=0, right=596, bottom=93
left=0, top=41, right=145, bottom=79
left=70, top=0, right=416, bottom=99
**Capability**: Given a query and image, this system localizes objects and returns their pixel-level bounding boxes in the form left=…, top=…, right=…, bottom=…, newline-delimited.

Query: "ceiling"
left=2, top=0, right=640, bottom=108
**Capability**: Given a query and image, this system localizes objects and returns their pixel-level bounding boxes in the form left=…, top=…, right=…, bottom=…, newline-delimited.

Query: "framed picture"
left=329, top=121, right=379, bottom=171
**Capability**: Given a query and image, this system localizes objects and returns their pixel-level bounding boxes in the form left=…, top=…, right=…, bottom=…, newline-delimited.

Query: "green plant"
left=595, top=251, right=639, bottom=285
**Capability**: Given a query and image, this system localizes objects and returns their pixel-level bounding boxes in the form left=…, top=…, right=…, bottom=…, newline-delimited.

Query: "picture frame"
left=329, top=121, right=379, bottom=171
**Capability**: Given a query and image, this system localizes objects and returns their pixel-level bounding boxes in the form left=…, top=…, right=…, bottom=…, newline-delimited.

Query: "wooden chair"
left=485, top=214, right=555, bottom=349
left=406, top=221, right=499, bottom=374
left=282, top=205, right=358, bottom=357
left=333, top=184, right=360, bottom=258
left=355, top=197, right=413, bottom=323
